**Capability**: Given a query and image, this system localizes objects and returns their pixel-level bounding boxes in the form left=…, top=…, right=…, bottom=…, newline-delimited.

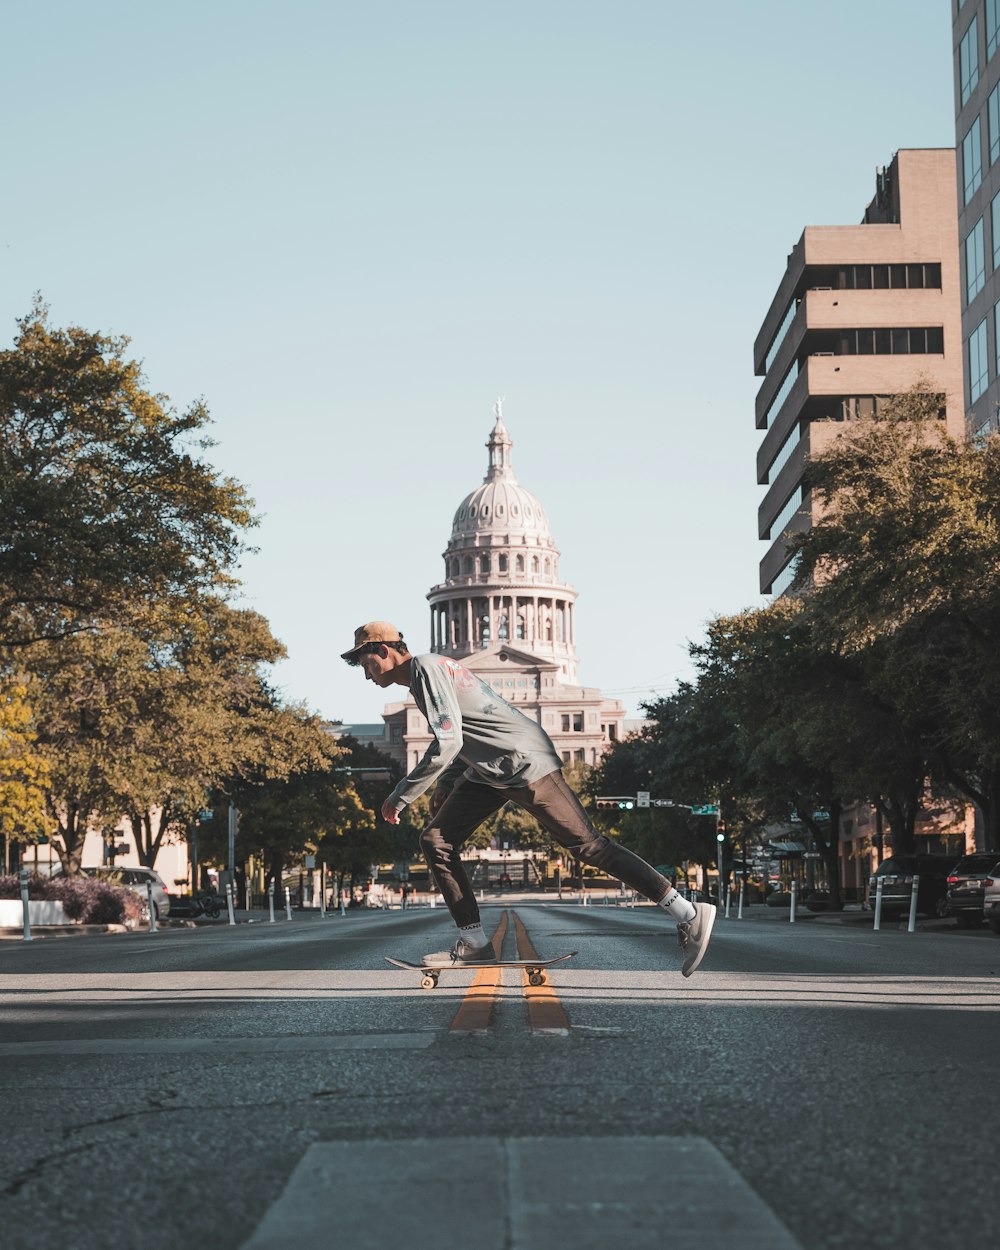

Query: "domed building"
left=336, top=401, right=626, bottom=774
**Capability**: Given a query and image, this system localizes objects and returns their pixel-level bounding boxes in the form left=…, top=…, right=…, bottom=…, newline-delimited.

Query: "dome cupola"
left=427, top=399, right=579, bottom=682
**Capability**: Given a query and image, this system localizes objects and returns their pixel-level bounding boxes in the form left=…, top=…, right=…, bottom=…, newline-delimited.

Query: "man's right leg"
left=418, top=780, right=508, bottom=965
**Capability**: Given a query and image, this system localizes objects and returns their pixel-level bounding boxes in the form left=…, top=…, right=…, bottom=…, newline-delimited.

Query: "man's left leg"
left=511, top=770, right=716, bottom=977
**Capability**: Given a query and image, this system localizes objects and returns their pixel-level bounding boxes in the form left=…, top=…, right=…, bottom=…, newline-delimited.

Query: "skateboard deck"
left=385, top=952, right=576, bottom=989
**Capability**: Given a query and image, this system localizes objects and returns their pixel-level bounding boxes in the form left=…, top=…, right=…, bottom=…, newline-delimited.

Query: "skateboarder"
left=341, top=621, right=715, bottom=976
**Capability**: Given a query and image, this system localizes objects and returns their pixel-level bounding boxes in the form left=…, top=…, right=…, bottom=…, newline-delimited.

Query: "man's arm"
left=381, top=662, right=464, bottom=821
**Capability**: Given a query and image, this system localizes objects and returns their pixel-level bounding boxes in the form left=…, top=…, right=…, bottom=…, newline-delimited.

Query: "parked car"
left=82, top=866, right=171, bottom=919
left=982, top=863, right=1000, bottom=935
left=865, top=854, right=955, bottom=920
left=944, top=852, right=1000, bottom=928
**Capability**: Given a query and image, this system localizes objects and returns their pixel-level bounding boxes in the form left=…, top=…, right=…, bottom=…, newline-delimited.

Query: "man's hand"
left=430, top=787, right=450, bottom=817
left=381, top=798, right=402, bottom=825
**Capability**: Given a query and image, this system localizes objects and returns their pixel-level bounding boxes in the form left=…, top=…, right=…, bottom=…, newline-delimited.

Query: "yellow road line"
left=448, top=911, right=509, bottom=1034
left=512, top=910, right=571, bottom=1035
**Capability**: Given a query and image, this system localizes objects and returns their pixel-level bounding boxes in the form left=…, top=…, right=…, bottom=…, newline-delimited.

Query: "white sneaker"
left=677, top=903, right=716, bottom=978
left=421, top=937, right=497, bottom=967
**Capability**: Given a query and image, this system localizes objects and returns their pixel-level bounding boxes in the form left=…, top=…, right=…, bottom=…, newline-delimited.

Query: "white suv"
left=982, top=862, right=1000, bottom=935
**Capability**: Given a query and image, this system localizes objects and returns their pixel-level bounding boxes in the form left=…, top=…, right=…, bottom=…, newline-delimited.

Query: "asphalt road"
left=1, top=901, right=997, bottom=1250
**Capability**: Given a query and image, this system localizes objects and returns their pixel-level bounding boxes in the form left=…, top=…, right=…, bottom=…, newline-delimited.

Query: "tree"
left=22, top=594, right=289, bottom=875
left=792, top=386, right=1000, bottom=849
left=0, top=299, right=255, bottom=647
left=0, top=679, right=53, bottom=866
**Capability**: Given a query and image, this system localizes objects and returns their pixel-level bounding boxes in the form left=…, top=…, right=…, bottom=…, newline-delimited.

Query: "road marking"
left=0, top=1033, right=435, bottom=1058
left=447, top=911, right=510, bottom=1035
left=511, top=910, right=571, bottom=1035
left=239, top=1136, right=803, bottom=1249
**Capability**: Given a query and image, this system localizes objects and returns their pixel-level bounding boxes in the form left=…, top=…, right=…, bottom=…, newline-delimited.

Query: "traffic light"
left=596, top=796, right=635, bottom=809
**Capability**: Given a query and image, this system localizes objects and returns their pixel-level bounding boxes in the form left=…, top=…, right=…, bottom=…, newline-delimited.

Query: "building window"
left=764, top=298, right=799, bottom=373
left=479, top=554, right=489, bottom=575
left=574, top=749, right=585, bottom=763
left=961, top=15, right=979, bottom=105
left=766, top=421, right=802, bottom=484
left=967, top=217, right=987, bottom=302
left=561, top=714, right=570, bottom=732
left=990, top=82, right=1000, bottom=165
left=769, top=553, right=801, bottom=599
left=498, top=554, right=508, bottom=574
left=836, top=263, right=941, bottom=289
left=994, top=301, right=1000, bottom=382
left=988, top=0, right=1000, bottom=61
left=573, top=712, right=584, bottom=732
left=993, top=193, right=1000, bottom=270
left=836, top=327, right=944, bottom=355
left=970, top=317, right=989, bottom=402
left=766, top=486, right=804, bottom=542
left=515, top=554, right=524, bottom=574
left=965, top=117, right=983, bottom=203
left=761, top=360, right=799, bottom=430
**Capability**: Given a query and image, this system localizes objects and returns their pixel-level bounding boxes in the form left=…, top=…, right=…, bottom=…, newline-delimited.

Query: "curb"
left=0, top=918, right=200, bottom=941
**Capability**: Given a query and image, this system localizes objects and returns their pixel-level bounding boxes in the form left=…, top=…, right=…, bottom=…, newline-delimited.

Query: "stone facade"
left=334, top=402, right=626, bottom=771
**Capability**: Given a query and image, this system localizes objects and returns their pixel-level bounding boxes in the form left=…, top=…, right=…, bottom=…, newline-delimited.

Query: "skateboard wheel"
left=420, top=974, right=438, bottom=990
left=528, top=972, right=543, bottom=986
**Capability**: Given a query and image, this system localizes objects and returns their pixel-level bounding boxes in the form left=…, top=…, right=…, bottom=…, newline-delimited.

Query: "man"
left=341, top=621, right=715, bottom=975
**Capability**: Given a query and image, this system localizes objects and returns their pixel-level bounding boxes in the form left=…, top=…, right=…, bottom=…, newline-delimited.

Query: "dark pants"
left=418, top=770, right=670, bottom=928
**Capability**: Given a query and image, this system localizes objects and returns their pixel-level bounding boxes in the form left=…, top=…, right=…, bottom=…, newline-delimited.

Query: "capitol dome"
left=427, top=399, right=579, bottom=682
left=450, top=410, right=553, bottom=545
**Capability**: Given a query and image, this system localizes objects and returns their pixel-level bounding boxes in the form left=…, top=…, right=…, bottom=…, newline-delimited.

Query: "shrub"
left=0, top=873, right=139, bottom=924
left=45, top=877, right=127, bottom=924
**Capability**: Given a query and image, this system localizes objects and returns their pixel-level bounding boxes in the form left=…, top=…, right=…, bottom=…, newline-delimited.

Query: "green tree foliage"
left=0, top=679, right=52, bottom=844
left=24, top=595, right=288, bottom=874
left=0, top=300, right=254, bottom=647
left=793, top=387, right=1000, bottom=848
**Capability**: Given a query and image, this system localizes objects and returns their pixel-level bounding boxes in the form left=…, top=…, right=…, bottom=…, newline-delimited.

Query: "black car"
left=944, top=852, right=999, bottom=928
left=865, top=854, right=956, bottom=920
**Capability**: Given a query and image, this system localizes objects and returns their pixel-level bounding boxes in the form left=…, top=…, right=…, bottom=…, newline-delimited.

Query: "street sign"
left=691, top=804, right=719, bottom=816
left=637, top=791, right=650, bottom=808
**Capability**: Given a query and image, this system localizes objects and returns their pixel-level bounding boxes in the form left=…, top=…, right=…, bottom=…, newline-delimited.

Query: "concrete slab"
left=239, top=1136, right=803, bottom=1250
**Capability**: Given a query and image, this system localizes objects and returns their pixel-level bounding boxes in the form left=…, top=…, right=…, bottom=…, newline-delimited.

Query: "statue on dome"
left=493, top=396, right=504, bottom=422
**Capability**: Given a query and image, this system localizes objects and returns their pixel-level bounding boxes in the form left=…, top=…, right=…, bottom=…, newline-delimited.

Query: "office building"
left=753, top=149, right=964, bottom=595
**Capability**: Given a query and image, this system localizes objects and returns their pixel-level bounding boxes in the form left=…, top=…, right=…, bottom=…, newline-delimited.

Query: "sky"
left=1, top=1, right=956, bottom=722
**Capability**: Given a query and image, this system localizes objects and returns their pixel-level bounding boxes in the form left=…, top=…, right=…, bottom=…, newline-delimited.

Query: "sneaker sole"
left=681, top=905, right=716, bottom=978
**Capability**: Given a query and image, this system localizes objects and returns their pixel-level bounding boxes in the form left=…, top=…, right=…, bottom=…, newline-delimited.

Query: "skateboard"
left=385, top=953, right=576, bottom=990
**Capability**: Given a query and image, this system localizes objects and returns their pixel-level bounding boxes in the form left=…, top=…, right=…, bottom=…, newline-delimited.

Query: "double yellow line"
left=448, top=909, right=571, bottom=1035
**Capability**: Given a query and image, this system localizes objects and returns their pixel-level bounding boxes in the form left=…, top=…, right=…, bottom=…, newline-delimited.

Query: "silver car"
left=84, top=866, right=172, bottom=919
left=982, top=861, right=1000, bottom=935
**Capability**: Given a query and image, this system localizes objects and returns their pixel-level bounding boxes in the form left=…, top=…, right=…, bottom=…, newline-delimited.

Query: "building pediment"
left=459, top=644, right=560, bottom=673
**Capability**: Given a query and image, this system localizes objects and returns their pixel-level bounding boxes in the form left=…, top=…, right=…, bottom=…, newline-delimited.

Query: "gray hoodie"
left=387, top=654, right=562, bottom=809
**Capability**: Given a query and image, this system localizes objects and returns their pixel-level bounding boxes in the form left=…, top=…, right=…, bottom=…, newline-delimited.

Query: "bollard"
left=339, top=894, right=347, bottom=916
left=320, top=866, right=327, bottom=918
left=268, top=883, right=276, bottom=924
left=20, top=868, right=32, bottom=942
left=429, top=894, right=436, bottom=909
left=725, top=886, right=731, bottom=920
left=285, top=889, right=292, bottom=921
left=790, top=879, right=797, bottom=924
left=225, top=882, right=236, bottom=926
left=737, top=879, right=745, bottom=920
left=907, top=873, right=920, bottom=933
left=873, top=876, right=884, bottom=931
left=147, top=882, right=158, bottom=934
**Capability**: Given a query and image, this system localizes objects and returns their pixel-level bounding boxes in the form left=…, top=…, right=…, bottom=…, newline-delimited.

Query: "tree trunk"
left=54, top=806, right=87, bottom=876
